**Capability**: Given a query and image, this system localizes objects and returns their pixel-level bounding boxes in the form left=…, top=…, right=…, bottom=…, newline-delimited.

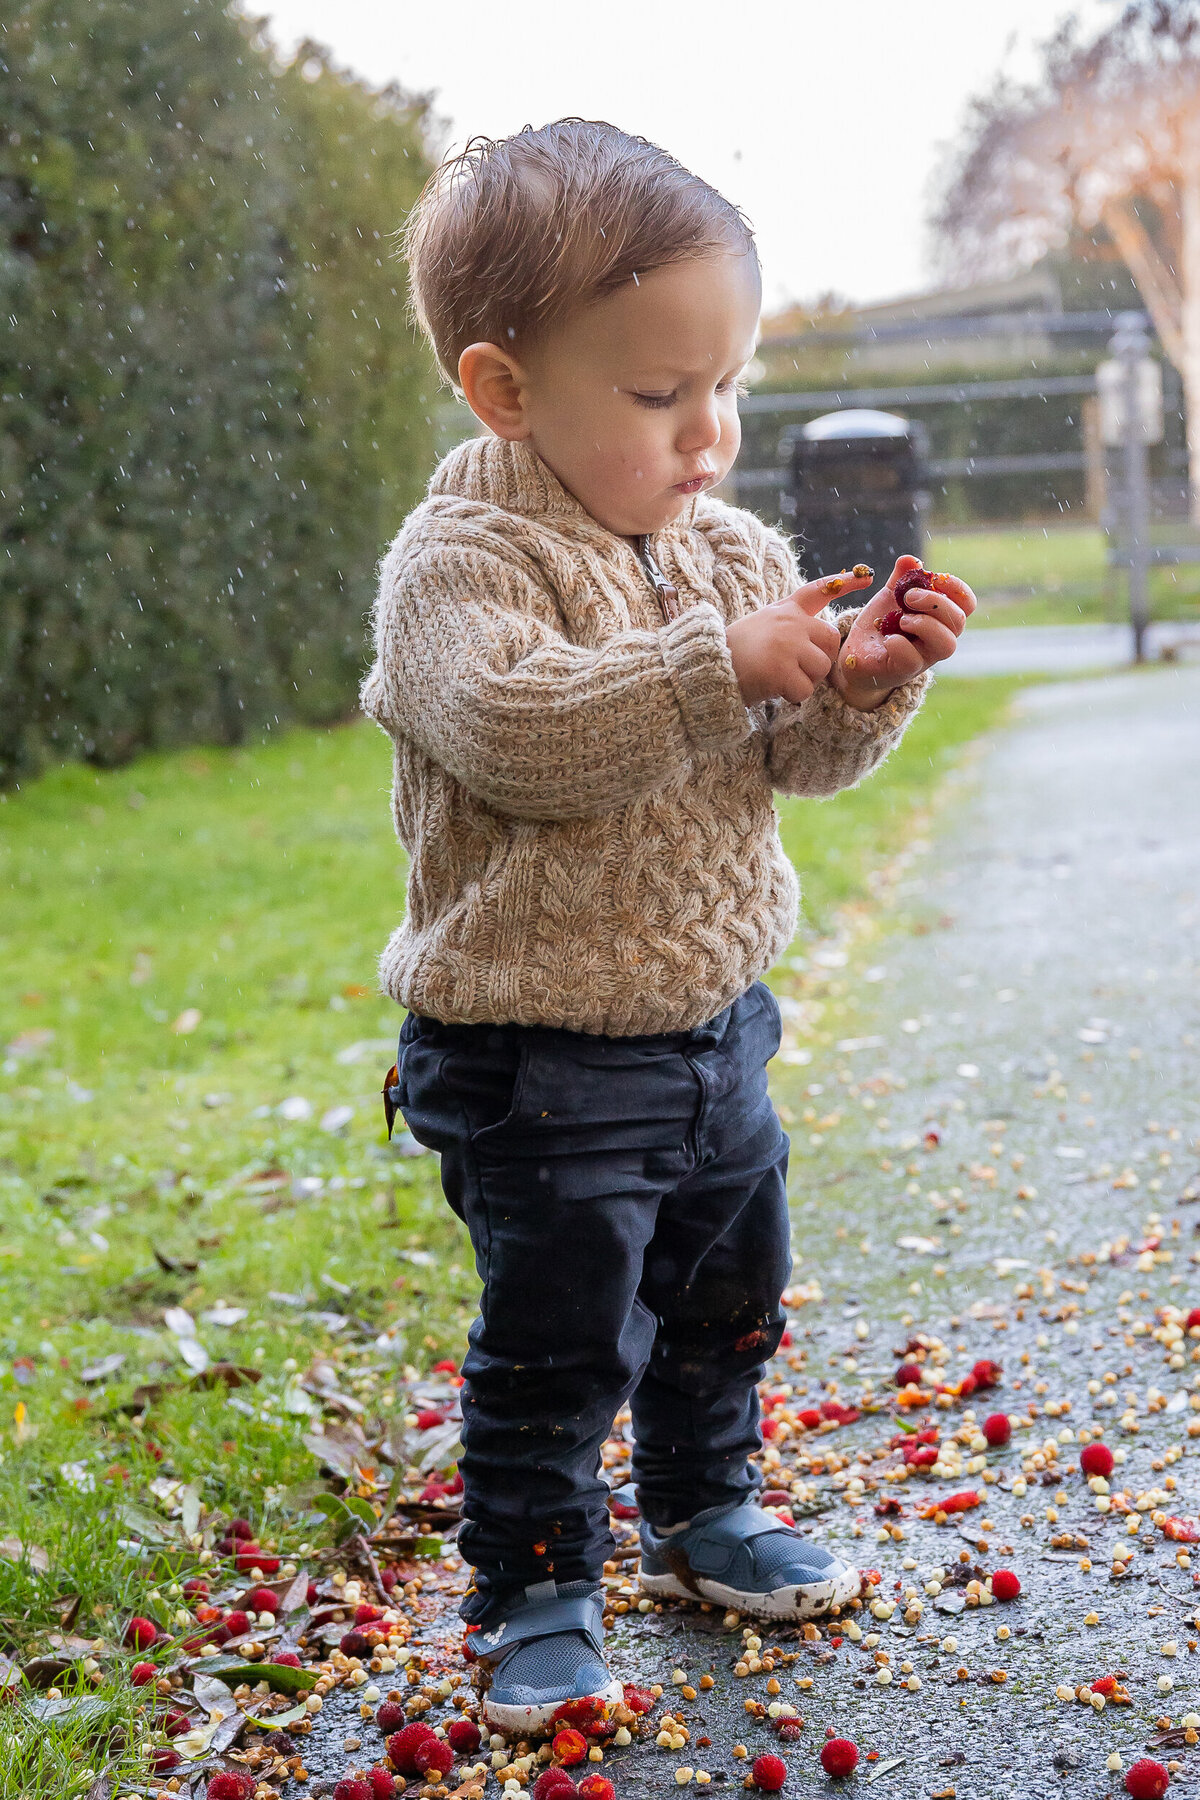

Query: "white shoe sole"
left=481, top=1676, right=624, bottom=1736
left=639, top=1560, right=861, bottom=1620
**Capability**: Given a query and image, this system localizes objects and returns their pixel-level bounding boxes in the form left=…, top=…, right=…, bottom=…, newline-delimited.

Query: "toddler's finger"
left=902, top=590, right=966, bottom=636
left=896, top=612, right=959, bottom=663
left=932, top=572, right=977, bottom=616
left=793, top=565, right=875, bottom=617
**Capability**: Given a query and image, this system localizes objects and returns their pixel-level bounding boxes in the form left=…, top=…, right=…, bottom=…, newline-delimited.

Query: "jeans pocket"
left=443, top=1042, right=532, bottom=1148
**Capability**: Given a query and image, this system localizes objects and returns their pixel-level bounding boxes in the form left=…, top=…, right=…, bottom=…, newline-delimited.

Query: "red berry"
left=971, top=1359, right=1002, bottom=1389
left=366, top=1772, right=397, bottom=1800
left=578, top=1778, right=615, bottom=1800
left=1081, top=1441, right=1114, bottom=1478
left=354, top=1603, right=385, bottom=1625
left=751, top=1754, right=788, bottom=1792
left=983, top=1413, right=1011, bottom=1447
left=991, top=1569, right=1021, bottom=1601
left=130, top=1661, right=156, bottom=1686
left=797, top=1407, right=822, bottom=1429
left=895, top=1362, right=922, bottom=1388
left=1125, top=1760, right=1170, bottom=1800
left=416, top=1409, right=445, bottom=1429
left=386, top=1723, right=437, bottom=1774
left=432, top=1358, right=459, bottom=1373
left=150, top=1747, right=182, bottom=1773
left=447, top=1718, right=482, bottom=1752
left=274, top=1651, right=302, bottom=1668
left=375, top=1699, right=407, bottom=1733
left=222, top=1610, right=252, bottom=1639
left=183, top=1578, right=210, bottom=1599
left=334, top=1781, right=373, bottom=1800
left=124, top=1616, right=158, bottom=1650
left=306, top=1580, right=319, bottom=1604
left=235, top=1546, right=280, bottom=1573
left=878, top=607, right=906, bottom=635
left=1186, top=1308, right=1200, bottom=1330
left=164, top=1710, right=191, bottom=1736
left=534, top=1772, right=577, bottom=1800
left=820, top=1737, right=859, bottom=1778
left=552, top=1727, right=589, bottom=1766
left=892, top=566, right=941, bottom=608
left=229, top=1517, right=255, bottom=1539
left=414, top=1737, right=454, bottom=1776
left=206, top=1776, right=256, bottom=1800
left=247, top=1586, right=280, bottom=1614
left=622, top=1683, right=655, bottom=1714
left=339, top=1628, right=374, bottom=1658
left=380, top=1569, right=398, bottom=1592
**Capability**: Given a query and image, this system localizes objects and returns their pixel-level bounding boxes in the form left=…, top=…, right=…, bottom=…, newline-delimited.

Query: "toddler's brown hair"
left=405, top=118, right=757, bottom=384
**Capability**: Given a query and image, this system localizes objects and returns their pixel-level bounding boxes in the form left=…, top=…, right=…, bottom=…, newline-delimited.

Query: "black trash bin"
left=780, top=409, right=929, bottom=588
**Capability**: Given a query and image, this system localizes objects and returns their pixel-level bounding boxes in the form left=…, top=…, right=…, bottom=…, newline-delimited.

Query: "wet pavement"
left=303, top=665, right=1200, bottom=1800
left=949, top=620, right=1200, bottom=676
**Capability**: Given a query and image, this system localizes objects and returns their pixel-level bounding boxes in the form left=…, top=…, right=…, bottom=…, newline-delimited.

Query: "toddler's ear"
left=458, top=342, right=530, bottom=440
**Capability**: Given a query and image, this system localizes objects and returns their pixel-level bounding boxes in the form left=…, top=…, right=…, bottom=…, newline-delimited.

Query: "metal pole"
left=1118, top=321, right=1151, bottom=663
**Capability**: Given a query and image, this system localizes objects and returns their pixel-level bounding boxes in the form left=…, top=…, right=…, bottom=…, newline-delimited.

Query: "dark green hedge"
left=0, top=0, right=437, bottom=780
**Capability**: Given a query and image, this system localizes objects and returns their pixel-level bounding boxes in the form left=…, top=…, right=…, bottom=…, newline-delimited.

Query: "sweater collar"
left=428, top=434, right=698, bottom=534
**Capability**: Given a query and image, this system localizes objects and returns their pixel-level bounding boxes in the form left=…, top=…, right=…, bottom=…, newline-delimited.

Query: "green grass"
left=0, top=678, right=1024, bottom=1782
left=928, top=523, right=1200, bottom=629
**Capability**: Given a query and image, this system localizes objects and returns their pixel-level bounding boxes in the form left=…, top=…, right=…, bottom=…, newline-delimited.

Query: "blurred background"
left=4, top=0, right=1200, bottom=783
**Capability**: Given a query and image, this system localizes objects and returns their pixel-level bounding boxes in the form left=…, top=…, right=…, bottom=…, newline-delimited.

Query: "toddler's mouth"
left=673, top=472, right=714, bottom=494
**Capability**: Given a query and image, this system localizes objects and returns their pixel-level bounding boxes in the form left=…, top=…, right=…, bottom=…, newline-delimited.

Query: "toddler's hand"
left=830, top=555, right=976, bottom=711
left=726, top=568, right=873, bottom=707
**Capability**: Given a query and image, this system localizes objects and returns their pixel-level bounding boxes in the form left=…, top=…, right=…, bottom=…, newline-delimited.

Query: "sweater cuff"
left=660, top=602, right=752, bottom=754
left=798, top=659, right=931, bottom=749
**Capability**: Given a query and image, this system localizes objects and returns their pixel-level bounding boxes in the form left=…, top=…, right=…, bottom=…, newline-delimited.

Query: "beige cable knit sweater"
left=360, top=435, right=929, bottom=1036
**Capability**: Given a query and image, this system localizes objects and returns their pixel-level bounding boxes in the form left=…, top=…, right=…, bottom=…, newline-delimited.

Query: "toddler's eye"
left=632, top=391, right=675, bottom=409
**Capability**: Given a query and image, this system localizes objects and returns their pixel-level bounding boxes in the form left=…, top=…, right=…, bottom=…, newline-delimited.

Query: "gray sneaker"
left=639, top=1500, right=861, bottom=1620
left=469, top=1579, right=622, bottom=1735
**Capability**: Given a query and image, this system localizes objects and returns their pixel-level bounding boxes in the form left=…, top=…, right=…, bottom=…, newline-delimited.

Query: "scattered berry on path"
left=1081, top=1442, right=1115, bottom=1478
left=123, top=1616, right=157, bottom=1649
left=414, top=1737, right=454, bottom=1777
left=577, top=1777, right=615, bottom=1800
left=447, top=1718, right=482, bottom=1752
left=751, top=1753, right=788, bottom=1791
left=991, top=1569, right=1021, bottom=1601
left=983, top=1413, right=1011, bottom=1447
left=552, top=1727, right=589, bottom=1766
left=533, top=1771, right=577, bottom=1800
left=205, top=1775, right=255, bottom=1800
left=820, top=1738, right=859, bottom=1778
left=1125, top=1761, right=1170, bottom=1799
left=375, top=1699, right=406, bottom=1733
left=385, top=1723, right=438, bottom=1774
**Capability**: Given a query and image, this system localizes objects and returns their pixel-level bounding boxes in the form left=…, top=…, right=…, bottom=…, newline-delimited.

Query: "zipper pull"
left=638, top=536, right=682, bottom=622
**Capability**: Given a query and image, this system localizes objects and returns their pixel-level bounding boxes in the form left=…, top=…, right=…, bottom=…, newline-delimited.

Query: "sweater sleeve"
left=764, top=609, right=931, bottom=798
left=359, top=544, right=752, bottom=820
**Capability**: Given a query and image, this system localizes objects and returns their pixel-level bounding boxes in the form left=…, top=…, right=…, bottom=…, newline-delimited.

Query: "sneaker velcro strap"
left=471, top=1590, right=604, bottom=1660
left=684, top=1505, right=795, bottom=1578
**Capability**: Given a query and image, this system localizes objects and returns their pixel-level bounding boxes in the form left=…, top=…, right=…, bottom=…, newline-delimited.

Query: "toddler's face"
left=513, top=251, right=760, bottom=537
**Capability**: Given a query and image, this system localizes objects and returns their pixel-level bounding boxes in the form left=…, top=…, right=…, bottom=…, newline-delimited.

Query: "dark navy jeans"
left=395, top=980, right=792, bottom=1605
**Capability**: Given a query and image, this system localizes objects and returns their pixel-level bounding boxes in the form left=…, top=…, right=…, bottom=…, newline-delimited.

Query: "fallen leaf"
left=79, top=1353, right=126, bottom=1383
left=0, top=1536, right=49, bottom=1573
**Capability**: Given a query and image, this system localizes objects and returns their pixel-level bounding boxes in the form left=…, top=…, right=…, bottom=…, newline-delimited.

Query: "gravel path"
left=303, top=665, right=1200, bottom=1800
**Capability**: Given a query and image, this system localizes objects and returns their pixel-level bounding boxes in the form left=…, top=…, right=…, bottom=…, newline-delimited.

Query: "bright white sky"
left=252, top=0, right=1119, bottom=310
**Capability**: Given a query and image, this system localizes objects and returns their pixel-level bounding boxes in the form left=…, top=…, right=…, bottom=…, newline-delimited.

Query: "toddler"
left=361, top=119, right=974, bottom=1736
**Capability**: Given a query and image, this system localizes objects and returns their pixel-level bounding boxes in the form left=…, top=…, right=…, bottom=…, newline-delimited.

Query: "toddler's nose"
left=676, top=400, right=722, bottom=456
